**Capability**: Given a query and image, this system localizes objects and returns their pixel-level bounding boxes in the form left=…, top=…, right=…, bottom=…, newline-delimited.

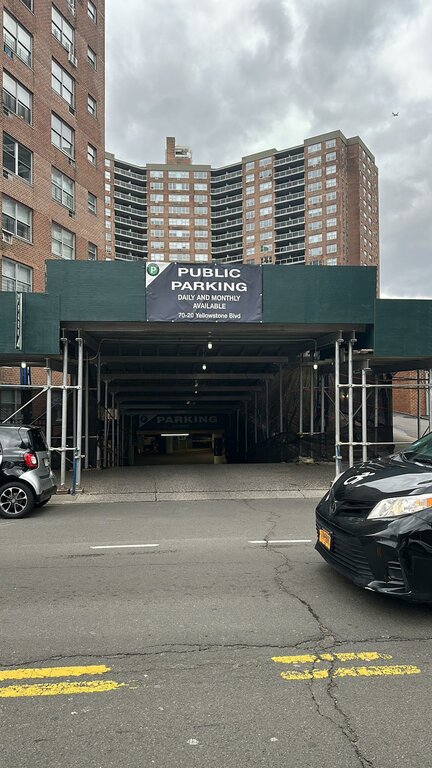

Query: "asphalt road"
left=1, top=497, right=432, bottom=767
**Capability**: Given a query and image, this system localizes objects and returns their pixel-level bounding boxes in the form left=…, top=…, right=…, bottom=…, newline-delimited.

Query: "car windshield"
left=403, top=432, right=432, bottom=464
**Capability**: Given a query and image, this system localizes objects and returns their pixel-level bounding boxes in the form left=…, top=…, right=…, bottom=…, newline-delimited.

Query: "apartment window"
left=259, top=181, right=272, bottom=191
left=308, top=157, right=321, bottom=167
left=88, top=192, right=97, bottom=214
left=104, top=183, right=110, bottom=192
left=259, top=169, right=272, bottom=179
left=309, top=207, right=322, bottom=217
left=325, top=139, right=336, bottom=149
left=245, top=222, right=255, bottom=231
left=260, top=231, right=272, bottom=241
left=195, top=254, right=209, bottom=262
left=260, top=219, right=272, bottom=229
left=20, top=0, right=33, bottom=8
left=104, top=195, right=110, bottom=204
left=194, top=183, right=207, bottom=191
left=87, top=143, right=96, bottom=165
left=245, top=161, right=254, bottom=171
left=308, top=169, right=322, bottom=179
left=150, top=229, right=164, bottom=238
left=52, top=60, right=74, bottom=107
left=194, top=206, right=207, bottom=214
left=151, top=194, right=163, bottom=202
left=169, top=230, right=189, bottom=238
left=105, top=220, right=111, bottom=229
left=194, top=195, right=207, bottom=203
left=326, top=191, right=337, bottom=201
left=51, top=167, right=74, bottom=210
left=194, top=171, right=208, bottom=179
left=326, top=165, right=336, bottom=176
left=2, top=195, right=32, bottom=241
left=246, top=247, right=255, bottom=256
left=195, top=218, right=208, bottom=226
left=308, top=221, right=322, bottom=231
left=308, top=195, right=322, bottom=206
left=245, top=174, right=254, bottom=183
left=168, top=182, right=189, bottom=191
left=87, top=94, right=97, bottom=117
left=169, top=206, right=189, bottom=214
left=87, top=45, right=97, bottom=69
left=151, top=242, right=164, bottom=249
left=2, top=71, right=32, bottom=123
left=52, top=222, right=75, bottom=259
left=260, top=194, right=272, bottom=204
left=2, top=257, right=32, bottom=292
left=150, top=182, right=163, bottom=190
left=168, top=171, right=189, bottom=179
left=327, top=230, right=337, bottom=240
left=308, top=182, right=322, bottom=192
left=308, top=247, right=322, bottom=256
left=169, top=242, right=190, bottom=250
left=88, top=242, right=97, bottom=260
left=3, top=10, right=32, bottom=67
left=326, top=257, right=337, bottom=265
left=309, top=234, right=322, bottom=244
left=245, top=211, right=255, bottom=219
left=169, top=195, right=188, bottom=202
left=259, top=157, right=272, bottom=167
left=326, top=152, right=336, bottom=162
left=246, top=235, right=255, bottom=243
left=105, top=232, right=111, bottom=241
left=87, top=0, right=97, bottom=22
left=151, top=217, right=164, bottom=225
left=151, top=205, right=164, bottom=213
left=195, top=242, right=208, bottom=250
left=51, top=6, right=74, bottom=53
left=326, top=244, right=337, bottom=254
left=150, top=253, right=164, bottom=261
left=327, top=218, right=337, bottom=228
left=307, top=143, right=321, bottom=153
left=261, top=244, right=272, bottom=253
left=3, top=133, right=32, bottom=182
left=195, top=231, right=207, bottom=238
left=326, top=178, right=337, bottom=188
left=150, top=170, right=163, bottom=178
left=260, top=206, right=272, bottom=216
left=246, top=186, right=254, bottom=195
left=326, top=204, right=337, bottom=214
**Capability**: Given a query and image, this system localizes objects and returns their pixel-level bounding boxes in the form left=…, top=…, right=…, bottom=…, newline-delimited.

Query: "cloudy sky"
left=105, top=0, right=432, bottom=298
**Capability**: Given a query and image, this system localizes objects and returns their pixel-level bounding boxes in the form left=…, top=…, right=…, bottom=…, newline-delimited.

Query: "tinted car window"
left=0, top=427, right=30, bottom=451
left=404, top=433, right=432, bottom=462
left=29, top=429, right=48, bottom=452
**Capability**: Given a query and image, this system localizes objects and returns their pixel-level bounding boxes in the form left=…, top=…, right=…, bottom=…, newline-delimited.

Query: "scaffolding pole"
left=265, top=380, right=269, bottom=439
left=320, top=374, right=325, bottom=434
left=45, top=359, right=52, bottom=458
left=429, top=370, right=432, bottom=434
left=335, top=335, right=342, bottom=476
left=84, top=354, right=89, bottom=470
left=245, top=401, right=248, bottom=455
left=299, top=355, right=303, bottom=434
left=254, top=392, right=258, bottom=444
left=348, top=334, right=355, bottom=468
left=279, top=363, right=283, bottom=434
left=111, top=392, right=115, bottom=466
left=75, top=334, right=84, bottom=490
left=103, top=380, right=108, bottom=468
left=309, top=365, right=314, bottom=437
left=361, top=367, right=368, bottom=463
left=60, top=337, right=68, bottom=488
left=96, top=352, right=101, bottom=469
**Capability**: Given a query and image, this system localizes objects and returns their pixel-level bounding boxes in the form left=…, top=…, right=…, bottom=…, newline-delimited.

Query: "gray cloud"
left=106, top=0, right=432, bottom=297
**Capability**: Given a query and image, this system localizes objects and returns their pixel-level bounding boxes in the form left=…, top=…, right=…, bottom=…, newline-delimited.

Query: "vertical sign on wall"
left=146, top=263, right=263, bottom=323
left=15, top=292, right=23, bottom=350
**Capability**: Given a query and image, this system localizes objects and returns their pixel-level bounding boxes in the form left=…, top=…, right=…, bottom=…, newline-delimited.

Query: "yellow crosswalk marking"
left=0, top=680, right=125, bottom=698
left=0, top=665, right=110, bottom=682
left=272, top=652, right=392, bottom=664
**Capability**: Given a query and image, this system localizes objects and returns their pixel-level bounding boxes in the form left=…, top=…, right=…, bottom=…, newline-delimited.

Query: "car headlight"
left=368, top=494, right=432, bottom=519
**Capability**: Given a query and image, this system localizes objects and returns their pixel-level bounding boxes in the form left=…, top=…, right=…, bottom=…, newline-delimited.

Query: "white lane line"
left=90, top=544, right=160, bottom=550
left=248, top=539, right=312, bottom=545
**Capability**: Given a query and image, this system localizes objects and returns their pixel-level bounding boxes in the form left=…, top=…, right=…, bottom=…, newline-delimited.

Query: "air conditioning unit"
left=2, top=231, right=13, bottom=244
left=3, top=169, right=10, bottom=179
left=68, top=157, right=76, bottom=167
left=68, top=210, right=75, bottom=218
left=3, top=106, right=10, bottom=116
left=68, top=52, right=77, bottom=67
left=69, top=105, right=75, bottom=115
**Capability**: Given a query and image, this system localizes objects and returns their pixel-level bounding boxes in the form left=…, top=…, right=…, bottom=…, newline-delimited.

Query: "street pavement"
left=1, top=490, right=432, bottom=767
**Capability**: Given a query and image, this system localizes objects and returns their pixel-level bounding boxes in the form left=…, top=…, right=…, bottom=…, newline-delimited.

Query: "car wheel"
left=0, top=482, right=35, bottom=519
left=35, top=497, right=51, bottom=508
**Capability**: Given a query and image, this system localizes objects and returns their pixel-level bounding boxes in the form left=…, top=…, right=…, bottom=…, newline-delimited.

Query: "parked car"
left=0, top=425, right=57, bottom=519
left=315, top=432, right=432, bottom=603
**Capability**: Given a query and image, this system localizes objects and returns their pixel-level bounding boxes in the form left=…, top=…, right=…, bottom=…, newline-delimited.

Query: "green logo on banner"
left=147, top=264, right=160, bottom=277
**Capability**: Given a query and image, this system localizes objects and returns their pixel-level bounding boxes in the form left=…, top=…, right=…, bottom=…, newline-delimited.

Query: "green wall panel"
left=262, top=266, right=376, bottom=325
left=46, top=260, right=146, bottom=322
left=22, top=294, right=60, bottom=355
left=374, top=299, right=432, bottom=357
left=0, top=292, right=17, bottom=353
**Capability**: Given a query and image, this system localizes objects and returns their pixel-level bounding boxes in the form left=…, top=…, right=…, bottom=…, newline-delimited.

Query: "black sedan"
left=315, top=433, right=432, bottom=603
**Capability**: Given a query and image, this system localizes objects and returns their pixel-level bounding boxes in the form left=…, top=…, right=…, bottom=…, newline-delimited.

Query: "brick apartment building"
left=106, top=132, right=379, bottom=270
left=0, top=0, right=105, bottom=414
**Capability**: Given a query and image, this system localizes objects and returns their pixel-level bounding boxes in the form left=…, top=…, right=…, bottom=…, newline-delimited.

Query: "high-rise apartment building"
left=1, top=0, right=106, bottom=294
left=106, top=131, right=379, bottom=269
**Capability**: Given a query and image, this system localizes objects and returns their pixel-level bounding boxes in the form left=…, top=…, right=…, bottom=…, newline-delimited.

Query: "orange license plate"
left=318, top=528, right=332, bottom=551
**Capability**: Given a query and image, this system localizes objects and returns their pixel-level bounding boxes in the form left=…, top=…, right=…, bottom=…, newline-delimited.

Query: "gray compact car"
left=0, top=425, right=57, bottom=519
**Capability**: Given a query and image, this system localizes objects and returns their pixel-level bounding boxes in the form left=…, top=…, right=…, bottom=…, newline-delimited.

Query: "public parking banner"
left=146, top=263, right=262, bottom=323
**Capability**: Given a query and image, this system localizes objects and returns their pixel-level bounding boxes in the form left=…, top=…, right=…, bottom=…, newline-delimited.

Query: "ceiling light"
left=207, top=341, right=213, bottom=350
left=202, top=363, right=207, bottom=371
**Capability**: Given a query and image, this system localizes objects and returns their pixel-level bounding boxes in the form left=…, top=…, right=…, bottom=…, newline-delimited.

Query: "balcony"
left=276, top=255, right=305, bottom=265
left=115, top=253, right=143, bottom=262
left=212, top=229, right=243, bottom=243
left=275, top=242, right=305, bottom=255
left=115, top=192, right=146, bottom=206
left=114, top=202, right=147, bottom=218
left=115, top=165, right=146, bottom=183
left=274, top=204, right=305, bottom=216
left=211, top=182, right=243, bottom=196
left=212, top=217, right=243, bottom=231
left=214, top=254, right=243, bottom=264
left=115, top=228, right=147, bottom=241
left=275, top=181, right=304, bottom=194
left=211, top=169, right=242, bottom=184
left=274, top=152, right=304, bottom=167
left=212, top=241, right=243, bottom=254
left=115, top=240, right=147, bottom=252
left=211, top=194, right=243, bottom=208
left=275, top=192, right=304, bottom=205
left=114, top=178, right=147, bottom=195
left=211, top=205, right=243, bottom=219
left=274, top=165, right=304, bottom=181
left=275, top=214, right=305, bottom=226
left=275, top=230, right=305, bottom=242
left=115, top=215, right=147, bottom=230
